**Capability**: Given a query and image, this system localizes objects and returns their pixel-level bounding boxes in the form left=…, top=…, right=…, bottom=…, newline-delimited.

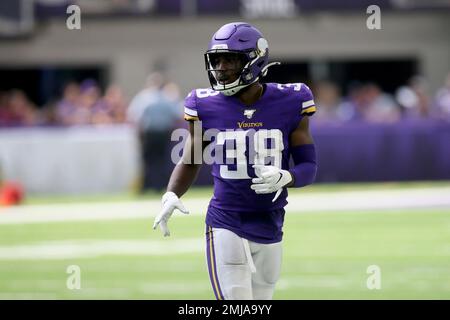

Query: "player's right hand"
left=153, top=191, right=189, bottom=237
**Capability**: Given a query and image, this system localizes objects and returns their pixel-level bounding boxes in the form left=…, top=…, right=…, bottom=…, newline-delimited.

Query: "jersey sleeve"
left=299, top=84, right=316, bottom=116
left=183, top=89, right=200, bottom=121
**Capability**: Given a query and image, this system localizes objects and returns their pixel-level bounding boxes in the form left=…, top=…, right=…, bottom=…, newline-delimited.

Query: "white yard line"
left=0, top=187, right=449, bottom=225
left=0, top=239, right=203, bottom=260
left=286, top=187, right=450, bottom=212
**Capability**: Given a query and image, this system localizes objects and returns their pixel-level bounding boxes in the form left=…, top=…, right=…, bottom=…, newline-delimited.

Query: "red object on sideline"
left=0, top=182, right=24, bottom=206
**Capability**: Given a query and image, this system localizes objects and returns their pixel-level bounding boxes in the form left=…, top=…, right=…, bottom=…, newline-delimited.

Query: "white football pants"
left=205, top=226, right=282, bottom=300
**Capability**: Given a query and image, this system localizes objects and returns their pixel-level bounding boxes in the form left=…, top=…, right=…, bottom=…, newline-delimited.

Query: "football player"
left=153, top=22, right=318, bottom=300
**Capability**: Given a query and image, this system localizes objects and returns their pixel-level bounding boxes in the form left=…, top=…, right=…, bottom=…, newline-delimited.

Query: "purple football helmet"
left=205, top=22, right=280, bottom=96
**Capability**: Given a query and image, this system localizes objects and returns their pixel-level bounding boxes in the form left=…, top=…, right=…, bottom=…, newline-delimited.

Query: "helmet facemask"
left=205, top=49, right=262, bottom=96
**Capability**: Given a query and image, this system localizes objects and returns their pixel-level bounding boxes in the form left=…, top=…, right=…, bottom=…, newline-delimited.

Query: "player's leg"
left=250, top=240, right=283, bottom=300
left=205, top=226, right=253, bottom=300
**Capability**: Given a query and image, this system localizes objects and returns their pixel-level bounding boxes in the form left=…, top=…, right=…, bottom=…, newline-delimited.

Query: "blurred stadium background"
left=0, top=0, right=449, bottom=299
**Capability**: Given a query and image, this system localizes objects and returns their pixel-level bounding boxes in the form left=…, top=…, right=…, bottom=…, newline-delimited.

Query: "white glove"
left=153, top=191, right=189, bottom=237
left=250, top=165, right=293, bottom=202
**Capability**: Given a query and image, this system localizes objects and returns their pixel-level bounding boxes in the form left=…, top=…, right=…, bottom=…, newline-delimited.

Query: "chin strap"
left=215, top=61, right=281, bottom=96
left=261, top=61, right=281, bottom=77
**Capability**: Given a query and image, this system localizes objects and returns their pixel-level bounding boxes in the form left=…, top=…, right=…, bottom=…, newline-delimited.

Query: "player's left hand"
left=251, top=165, right=293, bottom=202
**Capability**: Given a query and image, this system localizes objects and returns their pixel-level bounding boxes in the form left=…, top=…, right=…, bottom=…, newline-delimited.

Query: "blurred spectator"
left=91, top=84, right=128, bottom=125
left=0, top=91, right=13, bottom=126
left=55, top=82, right=81, bottom=125
left=322, top=82, right=404, bottom=123
left=396, top=75, right=431, bottom=119
left=336, top=81, right=367, bottom=121
left=314, top=81, right=342, bottom=122
left=362, top=83, right=401, bottom=123
left=55, top=80, right=129, bottom=126
left=106, top=84, right=128, bottom=123
left=127, top=72, right=182, bottom=192
left=0, top=90, right=40, bottom=126
left=73, top=79, right=102, bottom=125
left=433, top=73, right=450, bottom=119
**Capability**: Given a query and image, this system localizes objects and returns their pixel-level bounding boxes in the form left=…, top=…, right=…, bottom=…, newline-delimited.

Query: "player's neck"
left=236, top=83, right=264, bottom=106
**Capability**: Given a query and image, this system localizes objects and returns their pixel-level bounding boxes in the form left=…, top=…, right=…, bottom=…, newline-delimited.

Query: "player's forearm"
left=288, top=162, right=317, bottom=187
left=166, top=163, right=202, bottom=198
left=288, top=144, right=318, bottom=188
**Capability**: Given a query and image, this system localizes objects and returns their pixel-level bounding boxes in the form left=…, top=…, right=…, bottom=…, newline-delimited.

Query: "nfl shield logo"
left=243, top=109, right=256, bottom=119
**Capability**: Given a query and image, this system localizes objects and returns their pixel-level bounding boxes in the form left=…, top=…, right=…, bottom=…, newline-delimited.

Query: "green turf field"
left=0, top=183, right=449, bottom=299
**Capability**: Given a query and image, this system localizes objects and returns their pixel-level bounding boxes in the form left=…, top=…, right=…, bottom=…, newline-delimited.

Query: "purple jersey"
left=184, top=82, right=316, bottom=243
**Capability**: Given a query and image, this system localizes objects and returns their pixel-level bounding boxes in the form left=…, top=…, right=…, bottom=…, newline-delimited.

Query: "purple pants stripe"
left=205, top=225, right=224, bottom=300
